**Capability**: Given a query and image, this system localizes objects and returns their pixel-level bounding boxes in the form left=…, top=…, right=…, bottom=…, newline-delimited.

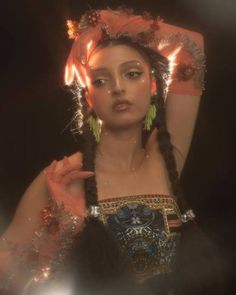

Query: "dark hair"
left=67, top=37, right=226, bottom=295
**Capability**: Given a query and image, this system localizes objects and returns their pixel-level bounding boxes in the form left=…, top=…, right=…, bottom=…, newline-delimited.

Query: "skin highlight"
left=87, top=45, right=154, bottom=131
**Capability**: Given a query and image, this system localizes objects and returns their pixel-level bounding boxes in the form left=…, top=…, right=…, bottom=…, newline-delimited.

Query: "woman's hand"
left=45, top=152, right=94, bottom=218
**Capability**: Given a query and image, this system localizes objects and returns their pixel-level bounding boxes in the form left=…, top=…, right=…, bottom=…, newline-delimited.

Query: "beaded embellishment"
left=0, top=195, right=81, bottom=291
left=65, top=9, right=206, bottom=95
left=0, top=194, right=182, bottom=291
left=99, top=194, right=182, bottom=282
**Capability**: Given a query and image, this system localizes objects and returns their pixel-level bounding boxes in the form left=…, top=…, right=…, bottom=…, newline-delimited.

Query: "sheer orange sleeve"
left=157, top=22, right=205, bottom=96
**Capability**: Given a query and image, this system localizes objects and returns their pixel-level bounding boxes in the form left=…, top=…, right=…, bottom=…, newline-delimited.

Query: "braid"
left=81, top=114, right=98, bottom=206
left=152, top=56, right=187, bottom=212
left=70, top=85, right=99, bottom=207
left=140, top=49, right=188, bottom=212
left=67, top=89, right=130, bottom=293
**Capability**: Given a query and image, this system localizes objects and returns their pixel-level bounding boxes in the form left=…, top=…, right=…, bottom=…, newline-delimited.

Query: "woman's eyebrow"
left=89, top=67, right=108, bottom=74
left=89, top=60, right=144, bottom=73
left=120, top=60, right=143, bottom=67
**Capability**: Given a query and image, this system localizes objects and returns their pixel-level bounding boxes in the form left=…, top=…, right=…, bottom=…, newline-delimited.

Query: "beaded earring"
left=144, top=104, right=157, bottom=131
left=144, top=93, right=158, bottom=131
left=87, top=113, right=101, bottom=142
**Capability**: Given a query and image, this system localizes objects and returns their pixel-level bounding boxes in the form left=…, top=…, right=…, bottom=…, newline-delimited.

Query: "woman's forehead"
left=88, top=44, right=149, bottom=70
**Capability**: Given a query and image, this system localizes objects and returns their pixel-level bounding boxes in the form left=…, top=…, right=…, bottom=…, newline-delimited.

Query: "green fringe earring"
left=144, top=104, right=157, bottom=131
left=87, top=115, right=101, bottom=142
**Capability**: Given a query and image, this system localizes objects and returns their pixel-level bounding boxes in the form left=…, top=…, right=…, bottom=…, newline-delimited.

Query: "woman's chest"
left=96, top=154, right=172, bottom=201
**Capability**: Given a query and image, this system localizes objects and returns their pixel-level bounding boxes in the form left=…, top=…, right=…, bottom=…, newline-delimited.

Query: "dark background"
left=0, top=0, right=235, bottom=293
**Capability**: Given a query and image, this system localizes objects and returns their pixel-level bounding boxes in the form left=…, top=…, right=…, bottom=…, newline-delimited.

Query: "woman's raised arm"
left=165, top=92, right=201, bottom=175
left=165, top=31, right=205, bottom=175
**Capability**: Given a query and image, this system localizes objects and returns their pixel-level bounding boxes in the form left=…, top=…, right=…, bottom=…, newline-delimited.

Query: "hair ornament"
left=87, top=205, right=100, bottom=218
left=142, top=11, right=153, bottom=20
left=144, top=104, right=157, bottom=131
left=150, top=17, right=161, bottom=31
left=181, top=209, right=196, bottom=223
left=67, top=20, right=80, bottom=39
left=137, top=29, right=156, bottom=45
left=87, top=114, right=101, bottom=142
left=85, top=9, right=101, bottom=27
left=100, top=24, right=112, bottom=41
left=65, top=8, right=205, bottom=96
left=175, top=62, right=198, bottom=81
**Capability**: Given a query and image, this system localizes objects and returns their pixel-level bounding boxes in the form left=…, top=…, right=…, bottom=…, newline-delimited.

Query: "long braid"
left=149, top=51, right=224, bottom=295
left=71, top=86, right=99, bottom=207
left=67, top=90, right=130, bottom=293
left=135, top=46, right=188, bottom=213
left=152, top=55, right=188, bottom=212
left=81, top=117, right=98, bottom=207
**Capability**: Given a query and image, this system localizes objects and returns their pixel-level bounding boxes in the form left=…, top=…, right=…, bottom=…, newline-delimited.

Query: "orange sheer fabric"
left=65, top=9, right=205, bottom=96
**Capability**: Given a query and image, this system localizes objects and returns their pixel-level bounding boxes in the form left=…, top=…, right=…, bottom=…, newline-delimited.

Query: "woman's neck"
left=95, top=125, right=146, bottom=173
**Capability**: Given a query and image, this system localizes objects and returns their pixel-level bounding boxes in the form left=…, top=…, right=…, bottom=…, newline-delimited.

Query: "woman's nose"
left=111, top=76, right=125, bottom=96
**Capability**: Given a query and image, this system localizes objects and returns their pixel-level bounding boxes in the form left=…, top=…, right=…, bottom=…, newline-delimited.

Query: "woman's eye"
left=125, top=71, right=143, bottom=79
left=92, top=78, right=106, bottom=87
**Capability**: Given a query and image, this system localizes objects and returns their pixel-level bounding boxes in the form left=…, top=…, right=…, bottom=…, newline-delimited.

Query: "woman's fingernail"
left=87, top=172, right=95, bottom=176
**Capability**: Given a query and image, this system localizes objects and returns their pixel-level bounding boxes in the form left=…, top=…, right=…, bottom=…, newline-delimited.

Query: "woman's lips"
left=112, top=100, right=132, bottom=111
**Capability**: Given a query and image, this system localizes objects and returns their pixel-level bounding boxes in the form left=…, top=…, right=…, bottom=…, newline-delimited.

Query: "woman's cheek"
left=133, top=79, right=151, bottom=97
left=88, top=92, right=107, bottom=116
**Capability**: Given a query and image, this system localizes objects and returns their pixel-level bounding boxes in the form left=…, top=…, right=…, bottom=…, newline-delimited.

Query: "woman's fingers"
left=62, top=156, right=70, bottom=169
left=46, top=160, right=64, bottom=183
left=44, top=153, right=89, bottom=219
left=62, top=171, right=94, bottom=185
left=45, top=160, right=57, bottom=180
left=57, top=156, right=82, bottom=176
left=45, top=157, right=94, bottom=185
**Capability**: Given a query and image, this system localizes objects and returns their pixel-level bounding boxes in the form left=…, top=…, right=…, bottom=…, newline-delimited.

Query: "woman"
left=0, top=7, right=209, bottom=295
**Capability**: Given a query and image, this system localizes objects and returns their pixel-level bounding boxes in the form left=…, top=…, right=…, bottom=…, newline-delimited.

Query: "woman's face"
left=86, top=44, right=154, bottom=130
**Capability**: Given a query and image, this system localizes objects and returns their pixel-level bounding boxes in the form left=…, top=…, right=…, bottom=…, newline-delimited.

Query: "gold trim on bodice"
left=98, top=194, right=182, bottom=281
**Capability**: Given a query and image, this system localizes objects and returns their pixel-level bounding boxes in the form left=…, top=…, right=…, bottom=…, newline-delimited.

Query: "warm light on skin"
left=86, top=45, right=154, bottom=131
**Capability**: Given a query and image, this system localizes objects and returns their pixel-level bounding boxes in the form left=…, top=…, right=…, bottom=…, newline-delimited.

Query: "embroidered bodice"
left=99, top=194, right=182, bottom=282
left=0, top=194, right=182, bottom=293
